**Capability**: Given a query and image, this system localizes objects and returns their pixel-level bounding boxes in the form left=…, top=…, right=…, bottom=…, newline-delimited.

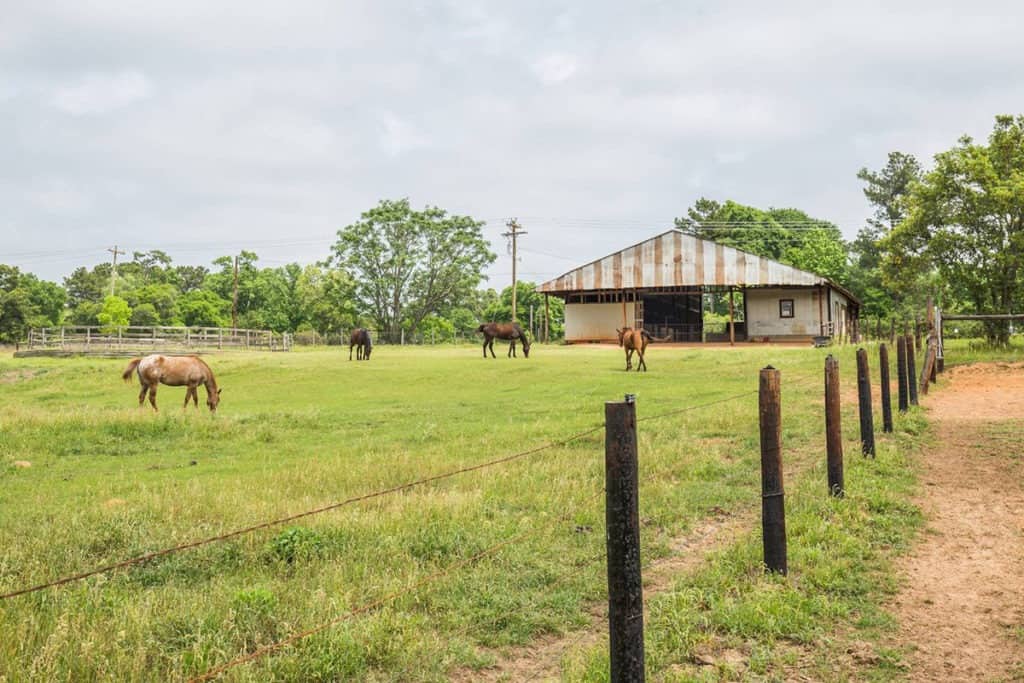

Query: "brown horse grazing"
left=477, top=322, right=531, bottom=358
left=122, top=355, right=221, bottom=412
left=616, top=327, right=670, bottom=372
left=349, top=328, right=372, bottom=360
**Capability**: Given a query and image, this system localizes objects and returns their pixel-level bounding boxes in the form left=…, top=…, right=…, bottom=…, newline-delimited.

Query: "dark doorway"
left=641, top=293, right=702, bottom=341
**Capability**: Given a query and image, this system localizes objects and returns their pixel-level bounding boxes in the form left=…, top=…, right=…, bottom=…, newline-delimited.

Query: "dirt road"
left=892, top=362, right=1024, bottom=681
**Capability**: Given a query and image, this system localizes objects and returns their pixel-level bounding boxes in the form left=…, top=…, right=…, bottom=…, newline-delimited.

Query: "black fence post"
left=897, top=335, right=909, bottom=413
left=879, top=343, right=893, bottom=433
left=825, top=355, right=844, bottom=497
left=856, top=348, right=876, bottom=457
left=906, top=335, right=919, bottom=406
left=605, top=394, right=645, bottom=682
left=759, top=367, right=787, bottom=575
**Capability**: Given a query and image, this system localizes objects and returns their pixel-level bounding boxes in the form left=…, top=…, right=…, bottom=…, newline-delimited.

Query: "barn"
left=536, top=229, right=860, bottom=344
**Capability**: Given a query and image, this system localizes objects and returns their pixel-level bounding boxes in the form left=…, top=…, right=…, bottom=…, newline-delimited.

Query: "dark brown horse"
left=477, top=322, right=531, bottom=358
left=616, top=327, right=669, bottom=371
left=349, top=328, right=372, bottom=360
left=122, top=354, right=221, bottom=412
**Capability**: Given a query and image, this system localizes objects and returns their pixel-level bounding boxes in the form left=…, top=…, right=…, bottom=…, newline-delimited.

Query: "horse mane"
left=514, top=323, right=530, bottom=346
left=190, top=355, right=217, bottom=387
left=362, top=328, right=372, bottom=349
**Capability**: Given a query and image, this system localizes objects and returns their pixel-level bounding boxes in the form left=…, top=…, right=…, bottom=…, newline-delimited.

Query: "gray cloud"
left=2, top=0, right=1023, bottom=284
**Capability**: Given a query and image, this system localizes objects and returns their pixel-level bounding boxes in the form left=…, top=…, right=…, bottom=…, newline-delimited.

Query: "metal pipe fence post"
left=879, top=343, right=893, bottom=433
left=759, top=367, right=787, bottom=575
left=825, top=356, right=844, bottom=497
left=605, top=394, right=645, bottom=681
left=906, top=335, right=919, bottom=406
left=897, top=335, right=909, bottom=413
left=856, top=348, right=876, bottom=457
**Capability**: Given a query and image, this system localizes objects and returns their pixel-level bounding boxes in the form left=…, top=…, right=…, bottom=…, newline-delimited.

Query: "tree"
left=850, top=152, right=923, bottom=317
left=675, top=199, right=848, bottom=282
left=97, top=296, right=132, bottom=332
left=63, top=265, right=111, bottom=309
left=332, top=199, right=496, bottom=342
left=175, top=265, right=209, bottom=293
left=886, top=116, right=1024, bottom=344
left=483, top=281, right=565, bottom=339
left=179, top=290, right=231, bottom=327
left=295, top=264, right=357, bottom=336
left=0, top=266, right=66, bottom=342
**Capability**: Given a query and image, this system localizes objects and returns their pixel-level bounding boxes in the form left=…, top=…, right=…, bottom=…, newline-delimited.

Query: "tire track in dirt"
left=890, top=362, right=1024, bottom=682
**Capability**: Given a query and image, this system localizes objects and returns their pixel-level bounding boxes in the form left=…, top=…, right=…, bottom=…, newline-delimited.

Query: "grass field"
left=0, top=341, right=934, bottom=681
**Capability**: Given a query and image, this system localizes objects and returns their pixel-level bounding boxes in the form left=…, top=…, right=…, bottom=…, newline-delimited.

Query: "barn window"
left=779, top=299, right=794, bottom=318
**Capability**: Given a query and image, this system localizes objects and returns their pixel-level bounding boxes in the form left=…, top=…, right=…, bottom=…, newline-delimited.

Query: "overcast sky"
left=3, top=1, right=1023, bottom=288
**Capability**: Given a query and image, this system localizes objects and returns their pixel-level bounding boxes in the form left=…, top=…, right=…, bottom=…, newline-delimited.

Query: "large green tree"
left=0, top=266, right=66, bottom=342
left=332, top=199, right=496, bottom=342
left=849, top=152, right=923, bottom=317
left=675, top=199, right=848, bottom=282
left=885, top=115, right=1024, bottom=344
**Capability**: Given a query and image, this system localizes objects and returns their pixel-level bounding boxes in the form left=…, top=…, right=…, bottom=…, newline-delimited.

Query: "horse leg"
left=625, top=348, right=632, bottom=370
left=508, top=340, right=515, bottom=358
left=138, top=383, right=149, bottom=408
left=349, top=343, right=354, bottom=361
left=488, top=337, right=496, bottom=358
left=148, top=385, right=159, bottom=411
left=183, top=386, right=192, bottom=409
left=637, top=348, right=647, bottom=372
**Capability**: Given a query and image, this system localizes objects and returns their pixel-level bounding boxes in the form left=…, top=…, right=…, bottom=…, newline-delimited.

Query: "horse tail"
left=122, top=358, right=142, bottom=383
left=641, top=330, right=672, bottom=343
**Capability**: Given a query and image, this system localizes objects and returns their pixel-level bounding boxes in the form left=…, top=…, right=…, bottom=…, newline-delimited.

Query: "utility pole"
left=502, top=218, right=527, bottom=321
left=107, top=245, right=126, bottom=297
left=232, top=255, right=239, bottom=330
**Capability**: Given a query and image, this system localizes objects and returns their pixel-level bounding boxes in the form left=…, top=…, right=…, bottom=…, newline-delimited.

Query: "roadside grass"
left=0, top=342, right=933, bottom=681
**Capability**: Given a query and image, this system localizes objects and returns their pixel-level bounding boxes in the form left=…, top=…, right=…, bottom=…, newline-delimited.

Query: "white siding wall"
left=565, top=302, right=635, bottom=341
left=746, top=289, right=822, bottom=337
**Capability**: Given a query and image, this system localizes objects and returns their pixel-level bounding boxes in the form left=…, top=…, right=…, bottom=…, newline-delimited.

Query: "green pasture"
left=0, top=341, right=932, bottom=681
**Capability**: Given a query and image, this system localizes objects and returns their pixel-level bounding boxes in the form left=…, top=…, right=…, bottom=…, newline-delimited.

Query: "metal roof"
left=536, top=229, right=860, bottom=303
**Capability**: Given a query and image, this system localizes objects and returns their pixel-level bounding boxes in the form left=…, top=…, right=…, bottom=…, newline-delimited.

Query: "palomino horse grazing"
left=349, top=328, right=373, bottom=360
left=122, top=355, right=221, bottom=412
left=477, top=322, right=531, bottom=358
left=615, top=327, right=669, bottom=372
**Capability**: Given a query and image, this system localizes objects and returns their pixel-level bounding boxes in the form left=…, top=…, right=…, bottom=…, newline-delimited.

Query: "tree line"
left=3, top=116, right=1022, bottom=345
left=0, top=199, right=564, bottom=344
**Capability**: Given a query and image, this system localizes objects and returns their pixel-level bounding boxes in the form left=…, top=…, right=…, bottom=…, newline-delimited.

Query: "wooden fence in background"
left=23, top=326, right=291, bottom=354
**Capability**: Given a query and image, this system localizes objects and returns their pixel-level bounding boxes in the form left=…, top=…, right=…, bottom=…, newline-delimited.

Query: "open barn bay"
left=0, top=344, right=926, bottom=681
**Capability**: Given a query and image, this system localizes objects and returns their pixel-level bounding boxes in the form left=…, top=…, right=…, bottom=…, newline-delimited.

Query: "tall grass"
left=0, top=343, right=933, bottom=680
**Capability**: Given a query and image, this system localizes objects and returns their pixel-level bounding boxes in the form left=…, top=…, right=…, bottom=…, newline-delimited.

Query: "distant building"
left=536, top=229, right=860, bottom=343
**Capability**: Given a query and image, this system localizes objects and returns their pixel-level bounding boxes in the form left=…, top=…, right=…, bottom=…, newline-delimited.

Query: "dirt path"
left=891, top=362, right=1024, bottom=682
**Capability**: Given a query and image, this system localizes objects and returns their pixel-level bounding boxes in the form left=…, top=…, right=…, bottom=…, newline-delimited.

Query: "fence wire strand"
left=188, top=488, right=607, bottom=683
left=0, top=424, right=604, bottom=601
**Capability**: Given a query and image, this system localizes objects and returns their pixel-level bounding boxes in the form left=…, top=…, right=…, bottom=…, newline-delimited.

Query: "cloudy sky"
left=3, top=1, right=1023, bottom=287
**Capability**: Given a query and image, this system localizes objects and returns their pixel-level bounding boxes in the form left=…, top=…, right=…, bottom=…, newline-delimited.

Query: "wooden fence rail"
left=25, top=326, right=291, bottom=354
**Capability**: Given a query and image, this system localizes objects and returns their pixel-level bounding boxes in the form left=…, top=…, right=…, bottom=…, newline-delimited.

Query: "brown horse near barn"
left=616, top=327, right=670, bottom=371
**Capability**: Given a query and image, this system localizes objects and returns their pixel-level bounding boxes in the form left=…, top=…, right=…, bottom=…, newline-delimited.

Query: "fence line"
left=188, top=488, right=607, bottom=683
left=0, top=425, right=603, bottom=601
left=2, top=372, right=823, bottom=602
left=24, top=325, right=291, bottom=353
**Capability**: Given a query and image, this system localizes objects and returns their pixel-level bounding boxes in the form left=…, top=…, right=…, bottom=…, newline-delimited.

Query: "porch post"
left=728, top=287, right=735, bottom=346
left=819, top=285, right=826, bottom=336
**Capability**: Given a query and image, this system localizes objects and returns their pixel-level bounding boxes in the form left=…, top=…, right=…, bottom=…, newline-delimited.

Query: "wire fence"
left=3, top=373, right=831, bottom=681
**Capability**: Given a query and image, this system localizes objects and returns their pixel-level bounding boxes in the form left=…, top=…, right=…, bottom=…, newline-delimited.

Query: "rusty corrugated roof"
left=536, top=229, right=859, bottom=303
